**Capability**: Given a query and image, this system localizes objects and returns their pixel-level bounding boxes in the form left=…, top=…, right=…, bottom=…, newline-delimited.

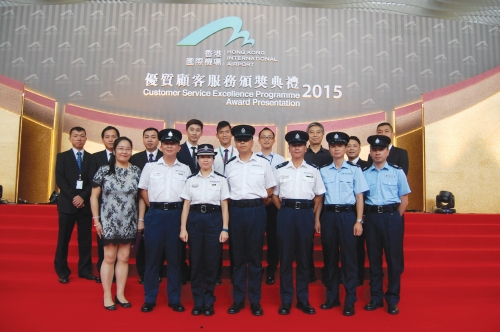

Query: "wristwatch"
left=356, top=219, right=363, bottom=224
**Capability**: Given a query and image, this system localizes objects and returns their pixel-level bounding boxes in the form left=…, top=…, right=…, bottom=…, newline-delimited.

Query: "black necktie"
left=191, top=147, right=197, bottom=168
left=224, top=149, right=229, bottom=171
left=148, top=153, right=154, bottom=162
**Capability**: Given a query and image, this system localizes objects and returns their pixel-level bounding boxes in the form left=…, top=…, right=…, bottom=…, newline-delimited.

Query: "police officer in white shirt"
left=138, top=129, right=191, bottom=313
left=179, top=144, right=230, bottom=316
left=272, top=130, right=326, bottom=315
left=225, top=125, right=276, bottom=316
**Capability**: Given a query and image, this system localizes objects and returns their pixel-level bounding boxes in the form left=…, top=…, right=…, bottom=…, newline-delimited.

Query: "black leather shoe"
left=159, top=277, right=162, bottom=283
left=104, top=303, right=116, bottom=311
left=296, top=302, right=316, bottom=314
left=388, top=304, right=399, bottom=315
left=115, top=295, right=131, bottom=308
left=138, top=275, right=144, bottom=284
left=309, top=276, right=317, bottom=283
left=216, top=276, right=222, bottom=286
left=227, top=302, right=244, bottom=314
left=141, top=302, right=156, bottom=312
left=265, top=272, right=275, bottom=285
left=95, top=276, right=102, bottom=284
left=343, top=305, right=355, bottom=316
left=364, top=301, right=383, bottom=311
left=250, top=303, right=263, bottom=316
left=191, top=306, right=203, bottom=315
left=168, top=303, right=185, bottom=312
left=58, top=277, right=69, bottom=284
left=203, top=304, right=214, bottom=316
left=79, top=273, right=96, bottom=281
left=320, top=300, right=341, bottom=310
left=278, top=303, right=291, bottom=315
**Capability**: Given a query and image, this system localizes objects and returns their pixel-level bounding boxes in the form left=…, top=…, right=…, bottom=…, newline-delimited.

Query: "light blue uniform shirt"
left=363, top=162, right=411, bottom=205
left=320, top=160, right=369, bottom=205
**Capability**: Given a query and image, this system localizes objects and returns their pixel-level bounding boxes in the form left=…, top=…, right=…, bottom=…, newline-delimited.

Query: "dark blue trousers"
left=364, top=212, right=403, bottom=305
left=143, top=208, right=182, bottom=304
left=265, top=204, right=279, bottom=273
left=229, top=204, right=266, bottom=303
left=277, top=207, right=314, bottom=304
left=187, top=211, right=222, bottom=307
left=320, top=211, right=358, bottom=306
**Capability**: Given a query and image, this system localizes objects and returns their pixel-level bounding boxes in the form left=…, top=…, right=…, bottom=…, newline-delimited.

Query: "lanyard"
left=258, top=152, right=273, bottom=165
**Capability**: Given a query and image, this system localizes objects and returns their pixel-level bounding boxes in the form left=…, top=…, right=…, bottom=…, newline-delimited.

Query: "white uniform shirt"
left=224, top=153, right=276, bottom=200
left=213, top=146, right=239, bottom=174
left=256, top=151, right=286, bottom=169
left=273, top=160, right=326, bottom=200
left=181, top=171, right=230, bottom=205
left=138, top=158, right=190, bottom=202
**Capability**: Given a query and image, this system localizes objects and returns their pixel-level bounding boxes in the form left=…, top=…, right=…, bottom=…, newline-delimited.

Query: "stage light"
left=49, top=191, right=59, bottom=204
left=435, top=191, right=456, bottom=214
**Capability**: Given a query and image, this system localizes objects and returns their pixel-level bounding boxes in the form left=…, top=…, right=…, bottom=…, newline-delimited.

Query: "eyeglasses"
left=116, top=148, right=132, bottom=152
left=259, top=136, right=274, bottom=140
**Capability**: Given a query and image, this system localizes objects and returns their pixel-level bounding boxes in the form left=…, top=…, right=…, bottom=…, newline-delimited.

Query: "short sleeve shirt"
left=273, top=160, right=326, bottom=200
left=363, top=162, right=411, bottom=205
left=224, top=153, right=276, bottom=200
left=181, top=171, right=230, bottom=205
left=138, top=158, right=191, bottom=202
left=320, top=160, right=369, bottom=205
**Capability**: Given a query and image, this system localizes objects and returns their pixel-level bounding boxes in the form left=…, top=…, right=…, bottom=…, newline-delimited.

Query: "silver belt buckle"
left=334, top=205, right=340, bottom=213
left=377, top=206, right=383, bottom=213
left=200, top=205, right=207, bottom=213
left=294, top=201, right=301, bottom=210
left=163, top=203, right=169, bottom=210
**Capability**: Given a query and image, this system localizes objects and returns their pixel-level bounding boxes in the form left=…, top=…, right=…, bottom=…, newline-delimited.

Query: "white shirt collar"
left=146, top=149, right=159, bottom=159
left=351, top=157, right=360, bottom=164
left=72, top=147, right=84, bottom=157
left=389, top=144, right=393, bottom=150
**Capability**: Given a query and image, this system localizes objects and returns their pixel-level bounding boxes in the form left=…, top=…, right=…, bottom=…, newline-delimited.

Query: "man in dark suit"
left=54, top=126, right=96, bottom=283
left=91, top=126, right=120, bottom=284
left=367, top=123, right=409, bottom=175
left=176, top=119, right=203, bottom=174
left=346, top=136, right=369, bottom=286
left=129, top=127, right=164, bottom=284
left=175, top=119, right=204, bottom=283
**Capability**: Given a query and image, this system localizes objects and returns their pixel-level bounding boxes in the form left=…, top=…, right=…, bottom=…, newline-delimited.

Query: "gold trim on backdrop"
left=15, top=86, right=26, bottom=202
left=22, top=115, right=52, bottom=129
left=48, top=101, right=57, bottom=199
left=421, top=102, right=427, bottom=212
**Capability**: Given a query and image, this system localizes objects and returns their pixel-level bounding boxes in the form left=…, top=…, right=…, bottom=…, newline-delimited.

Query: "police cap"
left=326, top=132, right=349, bottom=145
left=159, top=129, right=182, bottom=143
left=367, top=135, right=391, bottom=148
left=285, top=130, right=309, bottom=145
left=196, top=144, right=217, bottom=156
left=231, top=125, right=255, bottom=140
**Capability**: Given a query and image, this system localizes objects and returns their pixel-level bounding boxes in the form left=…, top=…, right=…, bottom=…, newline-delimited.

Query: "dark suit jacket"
left=177, top=143, right=198, bottom=174
left=91, top=150, right=110, bottom=176
left=367, top=146, right=409, bottom=175
left=130, top=150, right=163, bottom=171
left=55, top=149, right=94, bottom=215
left=356, top=158, right=370, bottom=169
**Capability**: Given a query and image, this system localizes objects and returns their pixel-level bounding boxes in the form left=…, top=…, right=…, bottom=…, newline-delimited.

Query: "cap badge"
left=241, top=128, right=246, bottom=133
left=375, top=138, right=380, bottom=143
left=295, top=133, right=300, bottom=139
left=334, top=134, right=338, bottom=139
left=168, top=131, right=173, bottom=137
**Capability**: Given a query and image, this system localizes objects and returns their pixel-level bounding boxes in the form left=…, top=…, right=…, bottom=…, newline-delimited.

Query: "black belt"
left=151, top=202, right=182, bottom=210
left=231, top=199, right=263, bottom=208
left=324, top=204, right=355, bottom=213
left=281, top=199, right=314, bottom=210
left=190, top=204, right=221, bottom=213
left=365, top=203, right=400, bottom=214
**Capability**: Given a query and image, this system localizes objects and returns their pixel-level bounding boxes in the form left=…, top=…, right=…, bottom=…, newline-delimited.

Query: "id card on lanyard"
left=76, top=174, right=83, bottom=189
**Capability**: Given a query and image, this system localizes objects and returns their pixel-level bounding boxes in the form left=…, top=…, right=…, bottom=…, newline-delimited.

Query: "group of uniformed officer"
left=136, top=124, right=410, bottom=317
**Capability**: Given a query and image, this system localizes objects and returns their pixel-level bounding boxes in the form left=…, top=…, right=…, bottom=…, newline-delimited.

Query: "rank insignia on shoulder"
left=388, top=163, right=402, bottom=169
left=305, top=161, right=319, bottom=169
left=275, top=161, right=289, bottom=169
left=214, top=171, right=226, bottom=178
left=225, top=156, right=237, bottom=164
left=256, top=154, right=268, bottom=160
left=362, top=166, right=370, bottom=172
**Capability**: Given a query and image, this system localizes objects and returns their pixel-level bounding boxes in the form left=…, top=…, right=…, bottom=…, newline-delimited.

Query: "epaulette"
left=347, top=161, right=361, bottom=167
left=256, top=154, right=268, bottom=160
left=214, top=171, right=226, bottom=178
left=225, top=156, right=237, bottom=164
left=305, top=161, right=319, bottom=169
left=275, top=161, right=289, bottom=169
left=387, top=162, right=402, bottom=170
left=362, top=166, right=370, bottom=172
left=187, top=173, right=197, bottom=179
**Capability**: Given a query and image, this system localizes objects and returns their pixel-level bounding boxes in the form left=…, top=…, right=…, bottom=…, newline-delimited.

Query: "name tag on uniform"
left=76, top=180, right=83, bottom=189
left=176, top=171, right=185, bottom=177
left=192, top=184, right=199, bottom=188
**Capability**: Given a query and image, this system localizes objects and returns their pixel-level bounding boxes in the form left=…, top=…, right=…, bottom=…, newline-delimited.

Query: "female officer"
left=179, top=144, right=230, bottom=316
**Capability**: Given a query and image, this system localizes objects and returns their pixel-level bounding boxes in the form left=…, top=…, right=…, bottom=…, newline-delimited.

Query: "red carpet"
left=1, top=205, right=499, bottom=331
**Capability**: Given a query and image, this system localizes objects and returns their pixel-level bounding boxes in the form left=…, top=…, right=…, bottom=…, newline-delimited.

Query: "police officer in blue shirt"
left=138, top=129, right=191, bottom=313
left=272, top=130, right=326, bottom=315
left=363, top=135, right=410, bottom=315
left=317, top=132, right=369, bottom=316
